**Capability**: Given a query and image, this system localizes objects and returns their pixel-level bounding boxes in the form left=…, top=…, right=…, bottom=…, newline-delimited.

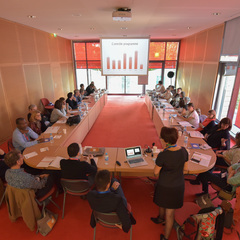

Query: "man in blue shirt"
left=12, top=118, right=44, bottom=152
left=73, top=89, right=82, bottom=105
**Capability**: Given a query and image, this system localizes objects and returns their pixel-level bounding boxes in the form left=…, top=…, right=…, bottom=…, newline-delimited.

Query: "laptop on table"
left=124, top=146, right=148, bottom=168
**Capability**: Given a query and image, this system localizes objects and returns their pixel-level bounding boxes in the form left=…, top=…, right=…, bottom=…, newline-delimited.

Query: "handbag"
left=37, top=209, right=58, bottom=236
left=66, top=115, right=81, bottom=126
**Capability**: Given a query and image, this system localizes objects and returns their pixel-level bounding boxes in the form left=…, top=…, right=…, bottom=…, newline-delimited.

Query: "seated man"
left=12, top=118, right=44, bottom=152
left=170, top=87, right=182, bottom=107
left=195, top=163, right=240, bottom=196
left=60, top=143, right=97, bottom=186
left=85, top=83, right=95, bottom=96
left=0, top=149, right=9, bottom=182
left=4, top=150, right=54, bottom=199
left=87, top=170, right=136, bottom=233
left=73, top=89, right=82, bottom=105
left=155, top=81, right=165, bottom=94
left=160, top=88, right=172, bottom=102
left=66, top=92, right=78, bottom=110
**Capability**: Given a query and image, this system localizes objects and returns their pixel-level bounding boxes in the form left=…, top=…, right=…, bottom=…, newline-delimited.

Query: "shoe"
left=151, top=216, right=165, bottom=224
left=190, top=179, right=200, bottom=185
left=160, top=234, right=168, bottom=240
left=195, top=192, right=208, bottom=197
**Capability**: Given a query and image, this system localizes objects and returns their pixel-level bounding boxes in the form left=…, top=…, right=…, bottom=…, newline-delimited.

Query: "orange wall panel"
left=35, top=31, right=50, bottom=62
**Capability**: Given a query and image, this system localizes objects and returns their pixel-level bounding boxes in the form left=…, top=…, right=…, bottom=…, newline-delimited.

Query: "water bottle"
left=50, top=133, right=54, bottom=143
left=105, top=153, right=109, bottom=165
left=184, top=136, right=188, bottom=147
left=169, top=114, right=172, bottom=123
left=158, top=102, right=161, bottom=111
left=183, top=126, right=187, bottom=136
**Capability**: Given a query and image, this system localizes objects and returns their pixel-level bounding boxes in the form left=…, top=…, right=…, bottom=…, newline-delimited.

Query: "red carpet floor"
left=0, top=96, right=239, bottom=239
left=82, top=95, right=162, bottom=148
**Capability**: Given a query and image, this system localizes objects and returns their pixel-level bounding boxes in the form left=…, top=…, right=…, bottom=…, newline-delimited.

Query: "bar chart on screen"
left=101, top=38, right=149, bottom=76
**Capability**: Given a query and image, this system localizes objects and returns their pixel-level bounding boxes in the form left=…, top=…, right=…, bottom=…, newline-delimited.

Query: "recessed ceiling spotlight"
left=90, top=27, right=95, bottom=30
left=187, top=26, right=191, bottom=30
left=58, top=28, right=63, bottom=31
left=120, top=27, right=128, bottom=30
left=27, top=15, right=36, bottom=19
left=72, top=13, right=82, bottom=17
left=123, top=35, right=127, bottom=37
left=212, top=12, right=221, bottom=16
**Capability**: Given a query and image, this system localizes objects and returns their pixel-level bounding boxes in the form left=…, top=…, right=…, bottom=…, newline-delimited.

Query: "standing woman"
left=151, top=127, right=188, bottom=240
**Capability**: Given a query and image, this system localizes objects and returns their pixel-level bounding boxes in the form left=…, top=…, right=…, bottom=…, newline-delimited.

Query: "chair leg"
left=0, top=189, right=6, bottom=207
left=42, top=201, right=46, bottom=216
left=49, top=198, right=61, bottom=210
left=62, top=192, right=66, bottom=219
left=130, top=226, right=132, bottom=240
left=93, top=227, right=96, bottom=240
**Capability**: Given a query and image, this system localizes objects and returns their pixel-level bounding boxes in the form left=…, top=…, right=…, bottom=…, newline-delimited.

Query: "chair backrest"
left=41, top=98, right=50, bottom=107
left=61, top=178, right=90, bottom=194
left=93, top=210, right=121, bottom=227
left=7, top=138, right=15, bottom=151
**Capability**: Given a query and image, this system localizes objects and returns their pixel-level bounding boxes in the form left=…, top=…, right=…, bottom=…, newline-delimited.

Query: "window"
left=73, top=41, right=179, bottom=93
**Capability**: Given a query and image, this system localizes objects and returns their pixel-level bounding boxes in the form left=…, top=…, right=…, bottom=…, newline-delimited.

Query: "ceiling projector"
left=112, top=8, right=132, bottom=21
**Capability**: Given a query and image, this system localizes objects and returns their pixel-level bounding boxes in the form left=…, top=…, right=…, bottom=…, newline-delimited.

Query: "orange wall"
left=0, top=18, right=75, bottom=144
left=177, top=24, right=225, bottom=114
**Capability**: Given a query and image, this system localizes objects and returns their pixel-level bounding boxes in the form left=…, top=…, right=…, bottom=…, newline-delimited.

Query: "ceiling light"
left=187, top=26, right=191, bottom=30
left=58, top=28, right=63, bottom=31
left=120, top=27, right=128, bottom=30
left=27, top=15, right=36, bottom=19
left=212, top=12, right=221, bottom=16
left=90, top=27, right=95, bottom=30
left=72, top=13, right=82, bottom=17
left=113, top=8, right=132, bottom=21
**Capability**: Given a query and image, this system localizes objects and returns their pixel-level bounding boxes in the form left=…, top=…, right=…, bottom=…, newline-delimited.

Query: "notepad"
left=54, top=135, right=62, bottom=139
left=188, top=131, right=204, bottom=138
left=24, top=152, right=38, bottom=159
left=191, top=152, right=211, bottom=167
left=178, top=121, right=193, bottom=127
left=44, top=126, right=60, bottom=134
left=40, top=147, right=49, bottom=152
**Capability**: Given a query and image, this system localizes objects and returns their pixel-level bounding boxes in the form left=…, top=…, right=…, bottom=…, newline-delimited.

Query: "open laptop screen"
left=125, top=146, right=141, bottom=159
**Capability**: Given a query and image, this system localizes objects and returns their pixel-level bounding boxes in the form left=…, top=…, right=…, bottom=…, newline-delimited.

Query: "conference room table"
left=24, top=93, right=216, bottom=177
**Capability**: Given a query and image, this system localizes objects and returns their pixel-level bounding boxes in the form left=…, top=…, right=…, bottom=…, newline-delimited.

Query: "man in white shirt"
left=182, top=103, right=199, bottom=128
left=155, top=81, right=165, bottom=94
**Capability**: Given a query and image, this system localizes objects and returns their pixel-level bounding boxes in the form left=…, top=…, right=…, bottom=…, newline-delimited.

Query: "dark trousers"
left=215, top=156, right=229, bottom=167
left=198, top=171, right=232, bottom=193
left=35, top=174, right=55, bottom=199
left=0, top=160, right=9, bottom=182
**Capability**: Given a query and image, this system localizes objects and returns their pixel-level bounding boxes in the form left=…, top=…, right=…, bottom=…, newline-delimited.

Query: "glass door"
left=126, top=76, right=143, bottom=94
left=213, top=63, right=237, bottom=120
left=107, top=76, right=125, bottom=93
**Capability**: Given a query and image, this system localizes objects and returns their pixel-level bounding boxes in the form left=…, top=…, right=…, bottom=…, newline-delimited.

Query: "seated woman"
left=181, top=103, right=199, bottom=128
left=28, top=110, right=44, bottom=135
left=66, top=92, right=78, bottom=110
left=151, top=127, right=188, bottom=240
left=50, top=100, right=67, bottom=124
left=195, top=163, right=240, bottom=196
left=205, top=117, right=232, bottom=151
left=215, top=132, right=240, bottom=167
left=195, top=109, right=216, bottom=134
left=196, top=108, right=207, bottom=123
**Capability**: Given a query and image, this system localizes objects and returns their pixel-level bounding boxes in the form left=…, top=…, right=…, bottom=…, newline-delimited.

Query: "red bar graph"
left=118, top=60, right=121, bottom=69
left=134, top=51, right=138, bottom=69
left=129, top=57, right=132, bottom=69
left=112, top=60, right=116, bottom=69
left=107, top=57, right=110, bottom=69
left=123, top=54, right=127, bottom=69
left=105, top=52, right=144, bottom=71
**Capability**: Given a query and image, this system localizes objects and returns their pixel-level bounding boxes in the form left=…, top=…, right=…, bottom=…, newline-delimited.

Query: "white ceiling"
left=1, top=0, right=240, bottom=40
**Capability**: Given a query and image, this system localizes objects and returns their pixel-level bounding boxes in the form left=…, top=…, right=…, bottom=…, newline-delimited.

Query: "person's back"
left=87, top=170, right=135, bottom=233
left=60, top=143, right=97, bottom=185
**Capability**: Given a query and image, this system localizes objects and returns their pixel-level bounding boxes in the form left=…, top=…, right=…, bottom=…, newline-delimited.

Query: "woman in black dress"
left=151, top=127, right=188, bottom=240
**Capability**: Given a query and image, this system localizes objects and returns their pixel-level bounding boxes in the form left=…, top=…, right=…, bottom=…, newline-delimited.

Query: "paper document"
left=54, top=135, right=62, bottom=139
left=37, top=156, right=63, bottom=168
left=178, top=121, right=193, bottom=127
left=188, top=131, right=204, bottom=138
left=40, top=147, right=49, bottom=152
left=44, top=126, right=60, bottom=134
left=56, top=119, right=66, bottom=124
left=70, top=110, right=79, bottom=113
left=165, top=109, right=176, bottom=112
left=49, top=156, right=63, bottom=168
left=24, top=152, right=38, bottom=159
left=191, top=152, right=211, bottom=167
left=199, top=144, right=212, bottom=150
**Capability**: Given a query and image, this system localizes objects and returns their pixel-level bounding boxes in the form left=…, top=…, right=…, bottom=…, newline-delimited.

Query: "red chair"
left=92, top=210, right=132, bottom=240
left=35, top=185, right=60, bottom=215
left=60, top=178, right=90, bottom=219
left=7, top=138, right=15, bottom=151
left=40, top=98, right=54, bottom=111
